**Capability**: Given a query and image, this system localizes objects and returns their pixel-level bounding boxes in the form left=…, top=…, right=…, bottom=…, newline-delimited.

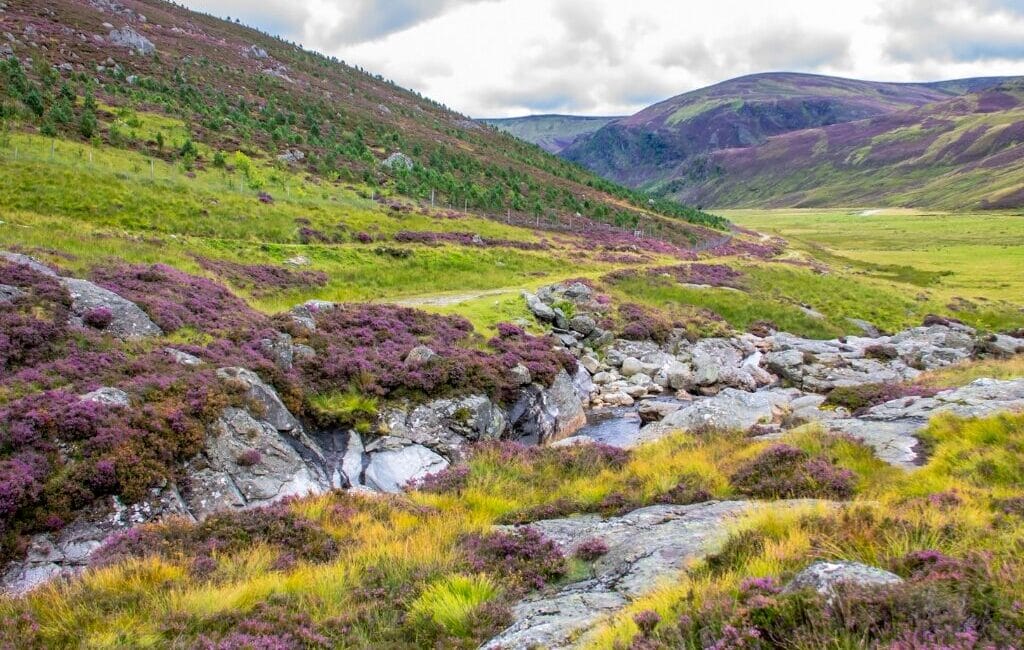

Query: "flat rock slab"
left=483, top=500, right=825, bottom=649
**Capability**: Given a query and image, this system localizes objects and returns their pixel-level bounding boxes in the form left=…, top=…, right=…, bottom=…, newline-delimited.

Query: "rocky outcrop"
left=825, top=378, right=1024, bottom=467
left=183, top=408, right=327, bottom=518
left=379, top=394, right=507, bottom=460
left=483, top=500, right=824, bottom=649
left=62, top=277, right=163, bottom=338
left=108, top=26, right=154, bottom=54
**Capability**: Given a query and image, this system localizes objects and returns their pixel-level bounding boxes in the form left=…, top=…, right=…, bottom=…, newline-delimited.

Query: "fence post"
left=50, top=140, right=55, bottom=159
left=150, top=159, right=154, bottom=178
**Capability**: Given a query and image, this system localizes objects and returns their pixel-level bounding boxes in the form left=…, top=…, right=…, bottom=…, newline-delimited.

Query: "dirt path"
left=389, top=288, right=514, bottom=307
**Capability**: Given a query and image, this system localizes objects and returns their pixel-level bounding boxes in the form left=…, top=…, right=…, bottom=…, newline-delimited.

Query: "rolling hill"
left=0, top=0, right=724, bottom=237
left=481, top=114, right=621, bottom=153
left=558, top=72, right=1024, bottom=209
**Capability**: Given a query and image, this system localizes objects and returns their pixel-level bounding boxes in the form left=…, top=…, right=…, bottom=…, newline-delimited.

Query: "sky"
left=180, top=0, right=1024, bottom=118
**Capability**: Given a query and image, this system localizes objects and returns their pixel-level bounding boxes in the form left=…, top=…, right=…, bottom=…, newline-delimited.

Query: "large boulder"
left=108, top=26, right=155, bottom=54
left=363, top=444, right=448, bottom=493
left=635, top=388, right=804, bottom=445
left=783, top=561, right=902, bottom=600
left=522, top=291, right=556, bottom=322
left=509, top=370, right=587, bottom=444
left=62, top=278, right=163, bottom=339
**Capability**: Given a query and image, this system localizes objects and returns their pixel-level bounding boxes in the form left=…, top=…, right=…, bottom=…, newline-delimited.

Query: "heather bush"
left=824, top=382, right=939, bottom=414
left=195, top=257, right=329, bottom=297
left=0, top=367, right=237, bottom=561
left=730, top=444, right=856, bottom=499
left=92, top=504, right=338, bottom=568
left=574, top=537, right=610, bottom=561
left=394, top=229, right=546, bottom=250
left=412, top=464, right=471, bottom=494
left=0, top=261, right=72, bottom=372
left=462, top=527, right=566, bottom=594
left=299, top=306, right=572, bottom=402
left=82, top=306, right=114, bottom=329
left=618, top=303, right=676, bottom=343
left=91, top=263, right=270, bottom=334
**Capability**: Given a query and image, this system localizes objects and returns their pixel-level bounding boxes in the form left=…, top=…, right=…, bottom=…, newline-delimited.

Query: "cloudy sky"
left=181, top=0, right=1024, bottom=118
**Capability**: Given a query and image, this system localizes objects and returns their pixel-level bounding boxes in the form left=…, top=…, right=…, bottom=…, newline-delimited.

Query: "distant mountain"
left=559, top=72, right=1024, bottom=209
left=481, top=115, right=621, bottom=153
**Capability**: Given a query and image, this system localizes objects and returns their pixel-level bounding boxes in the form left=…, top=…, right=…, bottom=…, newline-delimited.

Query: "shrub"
left=412, top=464, right=470, bottom=494
left=82, top=306, right=114, bottom=329
left=824, top=383, right=938, bottom=414
left=235, top=449, right=262, bottom=467
left=92, top=504, right=338, bottom=568
left=730, top=444, right=855, bottom=499
left=462, top=527, right=566, bottom=594
left=407, top=574, right=502, bottom=639
left=574, top=537, right=609, bottom=561
left=618, top=303, right=674, bottom=343
left=195, top=257, right=328, bottom=297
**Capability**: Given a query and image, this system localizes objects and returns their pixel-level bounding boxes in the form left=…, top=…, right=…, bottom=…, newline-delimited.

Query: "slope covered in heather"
left=559, top=72, right=1024, bottom=209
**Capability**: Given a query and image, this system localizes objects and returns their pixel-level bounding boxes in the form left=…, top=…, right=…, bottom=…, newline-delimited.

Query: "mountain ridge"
left=499, top=72, right=1024, bottom=209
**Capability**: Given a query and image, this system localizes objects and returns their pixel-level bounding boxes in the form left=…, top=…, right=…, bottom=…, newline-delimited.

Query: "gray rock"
left=283, top=255, right=309, bottom=266
left=260, top=332, right=294, bottom=370
left=572, top=365, right=594, bottom=403
left=483, top=500, right=822, bottom=649
left=0, top=283, right=24, bottom=303
left=635, top=388, right=803, bottom=446
left=637, top=399, right=683, bottom=423
left=404, top=345, right=437, bottom=365
left=340, top=431, right=366, bottom=488
left=510, top=363, right=533, bottom=386
left=164, top=347, right=203, bottom=366
left=783, top=561, right=902, bottom=600
left=580, top=355, right=601, bottom=374
left=620, top=357, right=643, bottom=377
left=0, top=251, right=58, bottom=276
left=62, top=278, right=163, bottom=339
left=216, top=367, right=300, bottom=433
left=523, top=291, right=556, bottom=321
left=184, top=408, right=326, bottom=519
left=510, top=370, right=587, bottom=444
left=277, top=148, right=304, bottom=164
left=80, top=387, right=130, bottom=408
left=289, top=300, right=335, bottom=331
left=380, top=151, right=413, bottom=170
left=364, top=445, right=448, bottom=493
left=108, top=26, right=155, bottom=54
left=246, top=44, right=268, bottom=59
left=569, top=314, right=596, bottom=336
left=847, top=318, right=882, bottom=337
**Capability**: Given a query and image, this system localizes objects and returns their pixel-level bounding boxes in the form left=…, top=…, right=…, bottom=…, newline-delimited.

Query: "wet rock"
left=510, top=370, right=587, bottom=444
left=62, top=278, right=163, bottom=339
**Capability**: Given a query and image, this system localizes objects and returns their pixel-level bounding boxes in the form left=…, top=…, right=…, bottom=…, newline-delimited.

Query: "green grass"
left=725, top=208, right=1024, bottom=331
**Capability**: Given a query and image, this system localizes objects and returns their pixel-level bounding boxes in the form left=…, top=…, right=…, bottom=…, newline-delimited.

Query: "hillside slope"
left=561, top=72, right=1024, bottom=208
left=0, top=0, right=723, bottom=235
left=670, top=82, right=1024, bottom=209
left=481, top=114, right=621, bottom=153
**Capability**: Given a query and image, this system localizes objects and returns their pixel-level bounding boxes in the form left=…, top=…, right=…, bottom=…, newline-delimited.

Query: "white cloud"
left=180, top=0, right=1024, bottom=117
